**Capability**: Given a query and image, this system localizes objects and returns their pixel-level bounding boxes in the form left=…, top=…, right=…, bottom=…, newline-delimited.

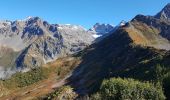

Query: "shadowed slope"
left=68, top=16, right=170, bottom=95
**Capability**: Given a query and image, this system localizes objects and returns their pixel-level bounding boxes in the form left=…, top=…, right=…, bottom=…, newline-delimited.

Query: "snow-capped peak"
left=57, top=24, right=86, bottom=30
left=0, top=20, right=12, bottom=28
left=88, top=23, right=114, bottom=38
left=27, top=16, right=33, bottom=19
left=16, top=16, right=38, bottom=22
left=119, top=20, right=126, bottom=26
left=89, top=23, right=114, bottom=34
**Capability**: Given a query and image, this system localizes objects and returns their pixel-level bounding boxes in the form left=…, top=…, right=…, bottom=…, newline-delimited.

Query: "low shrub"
left=92, top=78, right=165, bottom=100
left=45, top=86, right=77, bottom=100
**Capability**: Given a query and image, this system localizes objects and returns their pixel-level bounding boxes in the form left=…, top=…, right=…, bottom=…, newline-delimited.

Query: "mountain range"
left=0, top=17, right=116, bottom=78
left=0, top=3, right=170, bottom=100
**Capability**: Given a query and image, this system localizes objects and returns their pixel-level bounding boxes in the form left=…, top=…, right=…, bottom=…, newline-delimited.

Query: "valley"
left=1, top=2, right=170, bottom=100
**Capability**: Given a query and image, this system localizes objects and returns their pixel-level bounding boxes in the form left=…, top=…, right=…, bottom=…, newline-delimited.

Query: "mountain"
left=155, top=3, right=170, bottom=21
left=0, top=17, right=95, bottom=78
left=67, top=5, right=170, bottom=97
left=1, top=3, right=170, bottom=100
left=69, top=22, right=169, bottom=94
left=88, top=23, right=114, bottom=38
left=127, top=15, right=170, bottom=50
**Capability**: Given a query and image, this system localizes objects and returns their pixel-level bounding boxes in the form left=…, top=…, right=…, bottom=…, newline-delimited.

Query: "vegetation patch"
left=2, top=67, right=51, bottom=88
left=43, top=86, right=77, bottom=100
left=91, top=78, right=165, bottom=100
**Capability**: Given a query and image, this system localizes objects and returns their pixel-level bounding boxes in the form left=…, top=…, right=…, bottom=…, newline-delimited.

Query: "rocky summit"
left=88, top=23, right=114, bottom=38
left=0, top=17, right=96, bottom=78
left=155, top=3, right=170, bottom=21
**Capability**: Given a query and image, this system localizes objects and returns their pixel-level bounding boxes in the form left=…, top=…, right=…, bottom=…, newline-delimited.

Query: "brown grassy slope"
left=0, top=56, right=80, bottom=100
left=67, top=23, right=169, bottom=95
left=125, top=20, right=170, bottom=50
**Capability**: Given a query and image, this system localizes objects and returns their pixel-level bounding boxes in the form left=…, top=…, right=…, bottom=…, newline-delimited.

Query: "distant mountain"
left=0, top=17, right=95, bottom=78
left=88, top=23, right=114, bottom=38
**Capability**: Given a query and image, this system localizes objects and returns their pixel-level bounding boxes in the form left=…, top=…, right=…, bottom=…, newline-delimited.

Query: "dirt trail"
left=52, top=71, right=72, bottom=88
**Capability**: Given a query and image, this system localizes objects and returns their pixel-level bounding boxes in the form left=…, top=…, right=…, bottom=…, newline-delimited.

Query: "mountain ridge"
left=1, top=3, right=170, bottom=99
left=0, top=16, right=117, bottom=79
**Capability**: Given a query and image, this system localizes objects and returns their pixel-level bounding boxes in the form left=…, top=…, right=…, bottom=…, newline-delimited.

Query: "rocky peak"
left=155, top=3, right=170, bottom=21
left=25, top=16, right=42, bottom=26
left=118, top=20, right=127, bottom=26
left=0, top=17, right=95, bottom=76
left=89, top=23, right=114, bottom=35
left=0, top=20, right=12, bottom=30
left=131, top=14, right=168, bottom=27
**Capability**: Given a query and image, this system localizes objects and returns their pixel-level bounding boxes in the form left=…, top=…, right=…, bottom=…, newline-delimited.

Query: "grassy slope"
left=0, top=56, right=80, bottom=100
left=68, top=25, right=170, bottom=96
left=1, top=15, right=170, bottom=99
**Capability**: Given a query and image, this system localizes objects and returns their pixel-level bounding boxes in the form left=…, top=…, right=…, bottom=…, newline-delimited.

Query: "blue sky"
left=0, top=0, right=169, bottom=28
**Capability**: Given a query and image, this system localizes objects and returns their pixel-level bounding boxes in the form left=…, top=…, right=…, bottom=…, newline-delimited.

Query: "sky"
left=0, top=0, right=170, bottom=28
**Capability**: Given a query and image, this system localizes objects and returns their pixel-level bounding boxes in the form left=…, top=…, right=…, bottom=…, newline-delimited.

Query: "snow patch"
left=17, top=16, right=33, bottom=22
left=57, top=26, right=63, bottom=29
left=65, top=24, right=71, bottom=25
left=92, top=34, right=102, bottom=38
